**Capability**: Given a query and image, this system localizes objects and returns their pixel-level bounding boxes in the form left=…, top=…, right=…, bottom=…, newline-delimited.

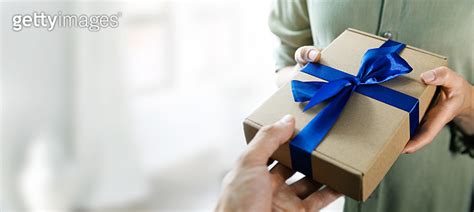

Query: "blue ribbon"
left=290, top=40, right=420, bottom=178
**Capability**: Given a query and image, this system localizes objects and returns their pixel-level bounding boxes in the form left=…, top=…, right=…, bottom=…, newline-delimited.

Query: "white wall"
left=1, top=1, right=344, bottom=211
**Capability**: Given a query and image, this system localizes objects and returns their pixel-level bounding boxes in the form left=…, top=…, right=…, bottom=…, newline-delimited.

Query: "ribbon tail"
left=290, top=86, right=353, bottom=177
left=291, top=80, right=326, bottom=102
left=303, top=78, right=351, bottom=112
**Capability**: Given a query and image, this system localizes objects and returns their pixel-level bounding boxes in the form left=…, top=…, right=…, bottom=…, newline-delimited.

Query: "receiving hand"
left=403, top=66, right=473, bottom=153
left=216, top=115, right=341, bottom=211
left=275, top=46, right=321, bottom=87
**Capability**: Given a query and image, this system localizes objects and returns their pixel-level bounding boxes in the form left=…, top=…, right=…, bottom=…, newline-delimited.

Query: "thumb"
left=295, top=46, right=321, bottom=67
left=244, top=115, right=295, bottom=165
left=420, top=66, right=459, bottom=90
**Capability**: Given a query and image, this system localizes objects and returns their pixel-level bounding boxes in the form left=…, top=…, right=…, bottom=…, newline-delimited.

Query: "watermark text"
left=12, top=11, right=122, bottom=32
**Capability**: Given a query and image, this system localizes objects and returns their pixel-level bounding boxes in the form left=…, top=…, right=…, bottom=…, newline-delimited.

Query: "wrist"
left=454, top=86, right=474, bottom=135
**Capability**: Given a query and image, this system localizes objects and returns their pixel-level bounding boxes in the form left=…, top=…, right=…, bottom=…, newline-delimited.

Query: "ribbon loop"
left=291, top=80, right=325, bottom=102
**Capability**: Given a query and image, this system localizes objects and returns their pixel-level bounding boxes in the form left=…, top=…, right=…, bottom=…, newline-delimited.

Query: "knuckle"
left=438, top=66, right=449, bottom=71
left=300, top=47, right=309, bottom=59
left=239, top=150, right=257, bottom=166
left=295, top=46, right=314, bottom=64
left=295, top=46, right=306, bottom=56
left=439, top=66, right=450, bottom=72
left=436, top=66, right=452, bottom=78
left=451, top=73, right=463, bottom=84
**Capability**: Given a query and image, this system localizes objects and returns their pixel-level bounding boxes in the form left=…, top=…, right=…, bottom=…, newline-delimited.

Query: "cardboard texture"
left=243, top=28, right=447, bottom=201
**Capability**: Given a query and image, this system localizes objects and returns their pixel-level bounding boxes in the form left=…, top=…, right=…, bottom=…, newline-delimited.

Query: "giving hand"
left=216, top=115, right=341, bottom=211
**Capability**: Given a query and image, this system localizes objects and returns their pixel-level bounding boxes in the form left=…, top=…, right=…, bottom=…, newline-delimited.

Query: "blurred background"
left=1, top=0, right=343, bottom=211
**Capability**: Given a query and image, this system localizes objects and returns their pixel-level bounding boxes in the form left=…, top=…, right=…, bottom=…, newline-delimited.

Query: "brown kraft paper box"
left=243, top=28, right=447, bottom=201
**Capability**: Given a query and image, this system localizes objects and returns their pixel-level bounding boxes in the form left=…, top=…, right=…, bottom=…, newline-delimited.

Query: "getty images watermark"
left=12, top=11, right=122, bottom=32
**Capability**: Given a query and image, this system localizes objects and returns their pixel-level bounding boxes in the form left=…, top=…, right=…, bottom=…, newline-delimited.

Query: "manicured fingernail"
left=421, top=71, right=435, bottom=82
left=280, top=114, right=294, bottom=124
left=308, top=49, right=319, bottom=61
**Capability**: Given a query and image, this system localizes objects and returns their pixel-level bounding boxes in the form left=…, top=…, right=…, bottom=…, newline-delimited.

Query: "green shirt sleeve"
left=268, top=0, right=313, bottom=70
left=449, top=122, right=474, bottom=158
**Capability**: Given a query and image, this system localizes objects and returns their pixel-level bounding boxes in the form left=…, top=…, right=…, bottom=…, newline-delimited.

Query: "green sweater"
left=268, top=0, right=474, bottom=211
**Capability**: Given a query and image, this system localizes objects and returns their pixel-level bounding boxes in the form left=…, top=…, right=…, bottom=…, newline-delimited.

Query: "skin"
left=216, top=115, right=341, bottom=212
left=276, top=46, right=473, bottom=154
left=216, top=46, right=472, bottom=211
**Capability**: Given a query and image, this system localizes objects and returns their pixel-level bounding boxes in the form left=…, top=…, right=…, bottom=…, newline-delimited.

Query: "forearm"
left=454, top=85, right=474, bottom=135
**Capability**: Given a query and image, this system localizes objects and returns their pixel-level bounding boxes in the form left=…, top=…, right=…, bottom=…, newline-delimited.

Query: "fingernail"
left=421, top=71, right=435, bottom=82
left=280, top=114, right=294, bottom=124
left=308, top=49, right=319, bottom=61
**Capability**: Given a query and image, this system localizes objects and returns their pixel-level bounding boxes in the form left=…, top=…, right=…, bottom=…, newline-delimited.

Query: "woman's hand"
left=403, top=66, right=474, bottom=153
left=216, top=115, right=341, bottom=211
left=275, top=46, right=321, bottom=87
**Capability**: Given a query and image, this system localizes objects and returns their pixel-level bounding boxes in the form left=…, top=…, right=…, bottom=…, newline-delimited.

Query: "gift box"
left=243, top=28, right=447, bottom=201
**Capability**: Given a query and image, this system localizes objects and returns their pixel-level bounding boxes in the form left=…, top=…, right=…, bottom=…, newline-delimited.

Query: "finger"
left=241, top=115, right=295, bottom=166
left=270, top=163, right=295, bottom=185
left=420, top=66, right=460, bottom=90
left=402, top=104, right=452, bottom=153
left=295, top=46, right=321, bottom=67
left=272, top=185, right=306, bottom=211
left=303, top=186, right=342, bottom=211
left=289, top=177, right=323, bottom=199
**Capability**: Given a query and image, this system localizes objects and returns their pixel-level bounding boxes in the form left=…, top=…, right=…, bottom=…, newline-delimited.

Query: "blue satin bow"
left=290, top=40, right=420, bottom=178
